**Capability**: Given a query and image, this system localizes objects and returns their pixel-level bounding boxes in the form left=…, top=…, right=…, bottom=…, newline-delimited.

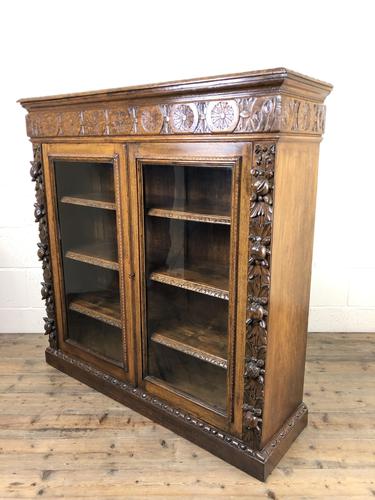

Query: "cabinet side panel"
left=261, top=139, right=320, bottom=446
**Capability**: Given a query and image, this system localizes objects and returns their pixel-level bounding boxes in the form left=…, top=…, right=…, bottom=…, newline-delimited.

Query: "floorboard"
left=0, top=332, right=374, bottom=498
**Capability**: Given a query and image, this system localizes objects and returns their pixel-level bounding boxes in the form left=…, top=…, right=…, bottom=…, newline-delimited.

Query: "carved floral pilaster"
left=243, top=143, right=275, bottom=449
left=30, top=144, right=57, bottom=349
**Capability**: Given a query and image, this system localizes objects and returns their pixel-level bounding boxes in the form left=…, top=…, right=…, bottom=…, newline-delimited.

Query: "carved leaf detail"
left=195, top=102, right=210, bottom=133
left=236, top=97, right=280, bottom=133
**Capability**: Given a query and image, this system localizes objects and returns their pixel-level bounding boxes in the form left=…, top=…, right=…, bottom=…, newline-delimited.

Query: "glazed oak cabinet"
left=19, top=68, right=332, bottom=481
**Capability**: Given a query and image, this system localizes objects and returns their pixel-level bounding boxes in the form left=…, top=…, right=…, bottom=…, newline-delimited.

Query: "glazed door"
left=129, top=142, right=251, bottom=432
left=43, top=144, right=135, bottom=382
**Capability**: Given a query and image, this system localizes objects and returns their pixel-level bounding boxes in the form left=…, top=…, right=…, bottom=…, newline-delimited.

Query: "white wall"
left=0, top=0, right=374, bottom=333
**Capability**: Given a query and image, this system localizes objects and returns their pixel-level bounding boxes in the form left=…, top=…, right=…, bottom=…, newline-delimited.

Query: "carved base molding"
left=46, top=347, right=308, bottom=481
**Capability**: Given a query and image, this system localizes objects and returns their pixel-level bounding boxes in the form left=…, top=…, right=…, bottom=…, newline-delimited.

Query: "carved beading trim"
left=148, top=207, right=231, bottom=225
left=25, top=96, right=325, bottom=138
left=68, top=302, right=122, bottom=329
left=260, top=403, right=307, bottom=460
left=243, top=143, right=276, bottom=449
left=150, top=272, right=229, bottom=301
left=49, top=347, right=256, bottom=453
left=30, top=144, right=57, bottom=349
left=152, top=333, right=227, bottom=369
left=46, top=347, right=306, bottom=463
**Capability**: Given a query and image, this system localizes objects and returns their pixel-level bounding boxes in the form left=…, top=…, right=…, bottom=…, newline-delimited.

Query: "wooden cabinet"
left=19, top=68, right=332, bottom=481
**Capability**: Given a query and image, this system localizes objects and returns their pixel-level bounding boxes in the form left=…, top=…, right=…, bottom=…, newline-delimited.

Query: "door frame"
left=42, top=143, right=136, bottom=383
left=127, top=141, right=252, bottom=434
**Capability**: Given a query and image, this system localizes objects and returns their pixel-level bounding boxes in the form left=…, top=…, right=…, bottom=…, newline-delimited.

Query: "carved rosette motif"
left=30, top=144, right=57, bottom=350
left=169, top=103, right=198, bottom=133
left=107, top=108, right=133, bottom=135
left=58, top=111, right=81, bottom=136
left=82, top=109, right=107, bottom=135
left=206, top=100, right=239, bottom=132
left=243, top=143, right=275, bottom=449
left=27, top=112, right=59, bottom=137
left=139, top=106, right=164, bottom=134
left=25, top=96, right=325, bottom=137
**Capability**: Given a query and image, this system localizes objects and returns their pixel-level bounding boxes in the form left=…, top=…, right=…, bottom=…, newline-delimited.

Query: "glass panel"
left=54, top=161, right=123, bottom=366
left=143, top=163, right=232, bottom=412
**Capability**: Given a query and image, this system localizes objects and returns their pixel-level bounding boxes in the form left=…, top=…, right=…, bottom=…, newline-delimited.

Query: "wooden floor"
left=0, top=333, right=374, bottom=499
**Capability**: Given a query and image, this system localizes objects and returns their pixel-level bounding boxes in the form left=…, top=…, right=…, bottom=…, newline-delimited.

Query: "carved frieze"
left=30, top=144, right=57, bottom=349
left=243, top=143, right=275, bottom=449
left=25, top=96, right=326, bottom=138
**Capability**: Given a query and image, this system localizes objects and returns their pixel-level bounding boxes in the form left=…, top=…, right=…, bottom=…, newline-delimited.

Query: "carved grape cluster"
left=243, top=404, right=262, bottom=434
left=245, top=358, right=265, bottom=385
left=30, top=144, right=57, bottom=349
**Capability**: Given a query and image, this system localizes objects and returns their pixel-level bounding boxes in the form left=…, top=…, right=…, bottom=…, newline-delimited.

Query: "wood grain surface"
left=65, top=243, right=119, bottom=271
left=68, top=292, right=121, bottom=329
left=0, top=332, right=373, bottom=498
left=61, top=193, right=116, bottom=211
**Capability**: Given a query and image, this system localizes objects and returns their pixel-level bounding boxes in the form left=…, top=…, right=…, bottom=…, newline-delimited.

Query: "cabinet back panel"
left=54, top=161, right=114, bottom=198
left=143, top=163, right=232, bottom=214
left=145, top=218, right=230, bottom=273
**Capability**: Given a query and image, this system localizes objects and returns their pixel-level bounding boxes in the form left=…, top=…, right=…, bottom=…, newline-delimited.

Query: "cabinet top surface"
left=18, top=68, right=332, bottom=109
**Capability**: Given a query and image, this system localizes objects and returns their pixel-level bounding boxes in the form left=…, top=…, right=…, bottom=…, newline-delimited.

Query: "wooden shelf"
left=68, top=291, right=121, bottom=328
left=66, top=242, right=119, bottom=271
left=149, top=264, right=229, bottom=300
left=147, top=205, right=230, bottom=225
left=61, top=192, right=116, bottom=210
left=151, top=320, right=227, bottom=368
